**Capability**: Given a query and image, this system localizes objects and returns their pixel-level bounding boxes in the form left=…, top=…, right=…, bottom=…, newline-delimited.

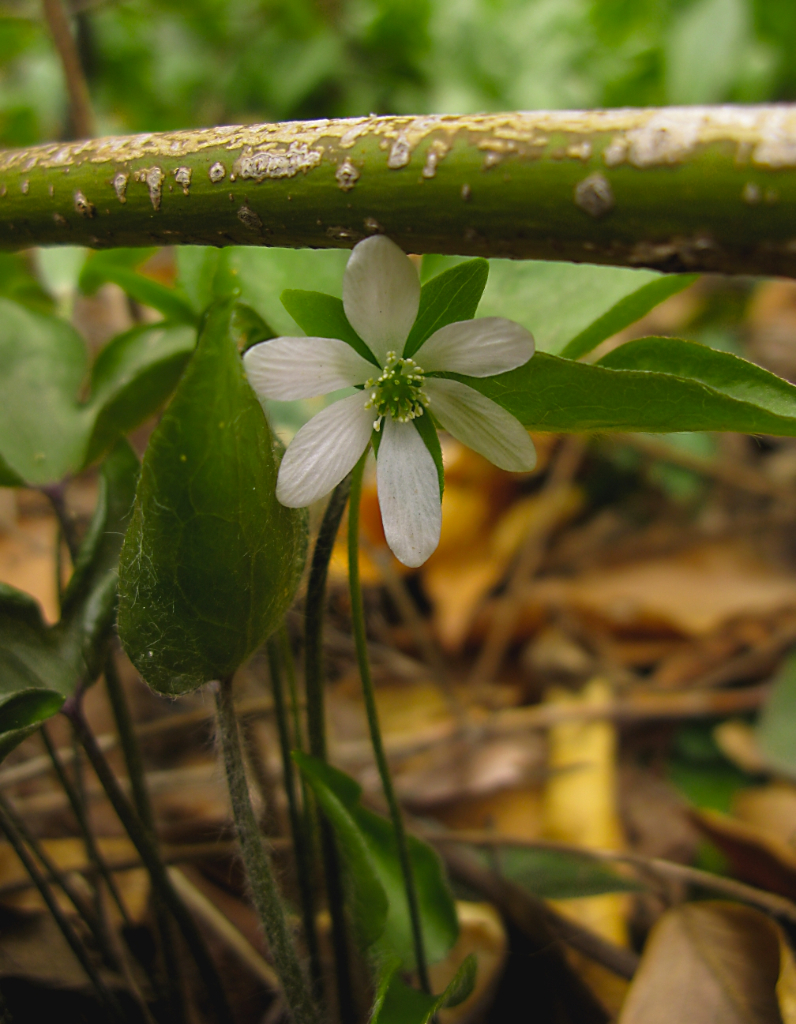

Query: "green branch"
left=1, top=108, right=796, bottom=275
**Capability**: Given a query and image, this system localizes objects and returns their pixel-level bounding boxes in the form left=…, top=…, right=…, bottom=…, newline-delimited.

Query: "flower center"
left=364, top=351, right=429, bottom=430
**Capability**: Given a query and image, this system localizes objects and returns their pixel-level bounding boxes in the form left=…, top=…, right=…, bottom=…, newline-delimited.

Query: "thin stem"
left=41, top=0, right=96, bottom=139
left=65, top=702, right=234, bottom=1024
left=267, top=638, right=322, bottom=999
left=347, top=451, right=430, bottom=993
left=0, top=795, right=127, bottom=1023
left=40, top=723, right=131, bottom=927
left=214, top=675, right=319, bottom=1024
left=304, top=474, right=352, bottom=761
left=102, top=651, right=187, bottom=1023
left=0, top=790, right=110, bottom=958
left=302, top=475, right=357, bottom=1024
left=279, top=625, right=306, bottom=753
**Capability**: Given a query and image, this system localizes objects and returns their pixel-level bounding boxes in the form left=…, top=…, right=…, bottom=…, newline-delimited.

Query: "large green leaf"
left=0, top=252, right=54, bottom=314
left=371, top=955, right=476, bottom=1024
left=404, top=259, right=489, bottom=358
left=0, top=298, right=196, bottom=485
left=459, top=339, right=796, bottom=434
left=0, top=441, right=138, bottom=713
left=560, top=275, right=698, bottom=359
left=295, top=753, right=459, bottom=970
left=117, top=300, right=307, bottom=696
left=477, top=259, right=691, bottom=356
left=228, top=247, right=350, bottom=336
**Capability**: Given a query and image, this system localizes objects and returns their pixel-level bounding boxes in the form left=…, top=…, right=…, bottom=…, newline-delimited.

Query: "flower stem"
left=266, top=637, right=322, bottom=998
left=347, top=451, right=431, bottom=992
left=304, top=475, right=352, bottom=762
left=214, top=675, right=319, bottom=1024
left=303, top=475, right=357, bottom=1024
left=65, top=702, right=234, bottom=1024
left=0, top=794, right=128, bottom=1024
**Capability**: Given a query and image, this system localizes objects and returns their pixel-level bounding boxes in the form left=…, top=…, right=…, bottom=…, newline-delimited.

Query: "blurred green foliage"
left=0, top=0, right=794, bottom=148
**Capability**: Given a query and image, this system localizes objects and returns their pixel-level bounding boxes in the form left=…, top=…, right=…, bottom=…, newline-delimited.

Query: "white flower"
left=244, top=236, right=536, bottom=568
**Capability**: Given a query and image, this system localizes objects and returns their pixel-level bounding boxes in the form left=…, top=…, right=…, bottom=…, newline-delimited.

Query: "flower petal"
left=244, top=337, right=374, bottom=400
left=418, top=317, right=534, bottom=377
left=424, top=378, right=536, bottom=472
left=276, top=393, right=372, bottom=507
left=343, top=236, right=420, bottom=365
left=376, top=417, right=441, bottom=568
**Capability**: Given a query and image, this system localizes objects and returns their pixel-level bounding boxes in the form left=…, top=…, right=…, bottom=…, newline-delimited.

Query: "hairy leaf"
left=560, top=275, right=698, bottom=359
left=118, top=300, right=307, bottom=695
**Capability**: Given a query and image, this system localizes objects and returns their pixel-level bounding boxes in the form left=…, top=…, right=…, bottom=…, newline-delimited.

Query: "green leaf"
left=80, top=248, right=196, bottom=324
left=371, top=955, right=477, bottom=1024
left=0, top=299, right=195, bottom=485
left=84, top=323, right=197, bottom=466
left=78, top=248, right=157, bottom=294
left=0, top=440, right=138, bottom=700
left=295, top=753, right=459, bottom=969
left=228, top=247, right=350, bottom=336
left=0, top=689, right=65, bottom=763
left=404, top=258, right=489, bottom=358
left=293, top=752, right=388, bottom=947
left=117, top=300, right=307, bottom=696
left=281, top=289, right=377, bottom=365
left=496, top=847, right=641, bottom=899
left=476, top=260, right=669, bottom=355
left=0, top=296, right=90, bottom=485
left=666, top=0, right=749, bottom=105
left=232, top=303, right=276, bottom=353
left=459, top=340, right=796, bottom=435
left=0, top=252, right=55, bottom=314
left=560, top=275, right=698, bottom=359
left=754, top=653, right=796, bottom=778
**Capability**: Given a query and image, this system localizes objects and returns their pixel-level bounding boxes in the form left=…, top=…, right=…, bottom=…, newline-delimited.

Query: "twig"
left=41, top=0, right=95, bottom=139
left=167, top=867, right=281, bottom=991
left=439, top=842, right=639, bottom=980
left=428, top=829, right=796, bottom=925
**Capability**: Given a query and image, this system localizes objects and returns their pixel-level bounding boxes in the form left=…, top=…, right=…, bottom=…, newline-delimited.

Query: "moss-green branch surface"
left=2, top=107, right=796, bottom=276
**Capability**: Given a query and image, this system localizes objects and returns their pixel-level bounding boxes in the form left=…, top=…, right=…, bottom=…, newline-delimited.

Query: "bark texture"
left=2, top=106, right=796, bottom=275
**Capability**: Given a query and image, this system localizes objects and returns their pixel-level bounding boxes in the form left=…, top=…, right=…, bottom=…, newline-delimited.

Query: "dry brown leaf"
left=426, top=484, right=582, bottom=651
left=433, top=785, right=546, bottom=839
left=617, top=902, right=784, bottom=1024
left=692, top=808, right=796, bottom=902
left=430, top=901, right=508, bottom=1024
left=530, top=541, right=796, bottom=638
left=734, top=784, right=796, bottom=851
